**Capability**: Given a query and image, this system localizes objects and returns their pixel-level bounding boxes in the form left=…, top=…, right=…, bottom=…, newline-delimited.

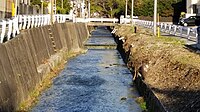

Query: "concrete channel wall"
left=0, top=22, right=89, bottom=111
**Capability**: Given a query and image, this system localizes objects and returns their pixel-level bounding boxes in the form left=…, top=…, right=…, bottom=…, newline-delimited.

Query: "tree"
left=30, top=0, right=41, bottom=6
left=56, top=0, right=71, bottom=14
left=133, top=0, right=183, bottom=17
left=30, top=0, right=71, bottom=14
left=90, top=0, right=125, bottom=18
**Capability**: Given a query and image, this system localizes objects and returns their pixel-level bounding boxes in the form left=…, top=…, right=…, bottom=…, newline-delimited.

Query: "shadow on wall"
left=172, top=0, right=186, bottom=24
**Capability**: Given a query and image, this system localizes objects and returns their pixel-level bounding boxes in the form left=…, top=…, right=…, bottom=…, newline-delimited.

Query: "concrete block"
left=28, top=28, right=49, bottom=65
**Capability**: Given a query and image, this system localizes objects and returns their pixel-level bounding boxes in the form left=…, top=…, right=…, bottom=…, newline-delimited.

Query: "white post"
left=12, top=18, right=17, bottom=37
left=38, top=15, right=41, bottom=26
left=18, top=15, right=23, bottom=30
left=0, top=20, right=6, bottom=43
left=187, top=27, right=191, bottom=39
left=23, top=16, right=27, bottom=29
left=31, top=16, right=34, bottom=28
left=169, top=24, right=172, bottom=34
left=173, top=25, right=177, bottom=35
left=13, top=17, right=20, bottom=37
left=153, top=0, right=157, bottom=36
left=27, top=16, right=31, bottom=29
left=44, top=15, right=47, bottom=25
left=40, top=15, right=43, bottom=26
left=7, top=19, right=13, bottom=40
left=35, top=15, right=38, bottom=27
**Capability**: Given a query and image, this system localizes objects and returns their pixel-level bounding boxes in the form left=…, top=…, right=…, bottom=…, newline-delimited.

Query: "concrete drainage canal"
left=31, top=26, right=143, bottom=112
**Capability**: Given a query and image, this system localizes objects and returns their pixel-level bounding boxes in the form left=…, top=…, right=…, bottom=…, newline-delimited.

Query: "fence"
left=0, top=14, right=72, bottom=43
left=134, top=20, right=197, bottom=42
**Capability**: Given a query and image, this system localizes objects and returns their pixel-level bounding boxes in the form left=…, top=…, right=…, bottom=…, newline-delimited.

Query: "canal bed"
left=31, top=27, right=142, bottom=112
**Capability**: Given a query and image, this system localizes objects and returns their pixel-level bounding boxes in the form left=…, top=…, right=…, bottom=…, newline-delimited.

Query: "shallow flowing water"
left=31, top=26, right=142, bottom=112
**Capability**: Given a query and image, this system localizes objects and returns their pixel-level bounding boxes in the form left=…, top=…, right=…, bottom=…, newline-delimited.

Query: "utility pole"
left=3, top=0, right=5, bottom=18
left=50, top=0, right=54, bottom=25
left=153, top=0, right=157, bottom=36
left=88, top=0, right=90, bottom=18
left=82, top=0, right=85, bottom=18
left=62, top=0, right=63, bottom=9
left=54, top=0, right=56, bottom=14
left=131, top=0, right=134, bottom=25
left=15, top=0, right=18, bottom=17
left=125, top=0, right=128, bottom=18
left=41, top=0, right=44, bottom=14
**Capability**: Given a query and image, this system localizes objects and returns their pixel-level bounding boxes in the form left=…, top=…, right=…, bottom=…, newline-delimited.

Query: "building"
left=0, top=0, right=13, bottom=18
left=186, top=0, right=200, bottom=17
left=0, top=0, right=37, bottom=19
left=18, top=0, right=31, bottom=15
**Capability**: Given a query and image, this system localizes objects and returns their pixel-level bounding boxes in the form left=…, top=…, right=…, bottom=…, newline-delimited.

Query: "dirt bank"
left=114, top=25, right=200, bottom=112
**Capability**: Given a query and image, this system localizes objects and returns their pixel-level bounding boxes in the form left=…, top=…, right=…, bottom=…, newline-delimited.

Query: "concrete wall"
left=186, top=0, right=199, bottom=17
left=0, top=22, right=89, bottom=111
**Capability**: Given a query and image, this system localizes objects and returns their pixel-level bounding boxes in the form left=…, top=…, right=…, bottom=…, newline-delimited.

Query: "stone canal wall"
left=0, top=22, right=89, bottom=111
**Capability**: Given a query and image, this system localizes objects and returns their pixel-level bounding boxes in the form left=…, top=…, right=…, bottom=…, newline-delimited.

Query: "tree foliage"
left=131, top=0, right=183, bottom=17
left=56, top=0, right=71, bottom=14
left=90, top=0, right=184, bottom=17
left=30, top=0, right=185, bottom=17
left=30, top=0, right=71, bottom=14
left=90, top=0, right=125, bottom=18
left=30, top=0, right=42, bottom=6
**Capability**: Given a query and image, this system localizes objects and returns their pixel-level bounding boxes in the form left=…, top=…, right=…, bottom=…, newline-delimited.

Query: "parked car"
left=178, top=16, right=200, bottom=26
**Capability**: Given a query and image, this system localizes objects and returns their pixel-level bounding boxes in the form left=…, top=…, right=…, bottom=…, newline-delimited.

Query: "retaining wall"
left=0, top=22, right=89, bottom=111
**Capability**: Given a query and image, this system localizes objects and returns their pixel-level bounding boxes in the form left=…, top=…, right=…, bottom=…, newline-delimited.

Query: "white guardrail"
left=0, top=14, right=72, bottom=43
left=133, top=19, right=198, bottom=42
left=0, top=15, right=119, bottom=43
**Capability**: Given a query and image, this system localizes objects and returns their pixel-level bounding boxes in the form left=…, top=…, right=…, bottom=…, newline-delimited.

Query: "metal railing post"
left=0, top=20, right=6, bottom=43
left=7, top=19, right=13, bottom=40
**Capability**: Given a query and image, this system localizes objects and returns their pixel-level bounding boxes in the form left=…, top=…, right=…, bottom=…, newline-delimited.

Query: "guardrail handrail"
left=0, top=14, right=72, bottom=43
left=0, top=15, right=120, bottom=43
left=131, top=19, right=197, bottom=42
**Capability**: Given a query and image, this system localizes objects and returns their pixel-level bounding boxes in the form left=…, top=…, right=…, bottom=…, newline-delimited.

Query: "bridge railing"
left=133, top=19, right=197, bottom=42
left=74, top=18, right=119, bottom=23
left=0, top=14, right=72, bottom=43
